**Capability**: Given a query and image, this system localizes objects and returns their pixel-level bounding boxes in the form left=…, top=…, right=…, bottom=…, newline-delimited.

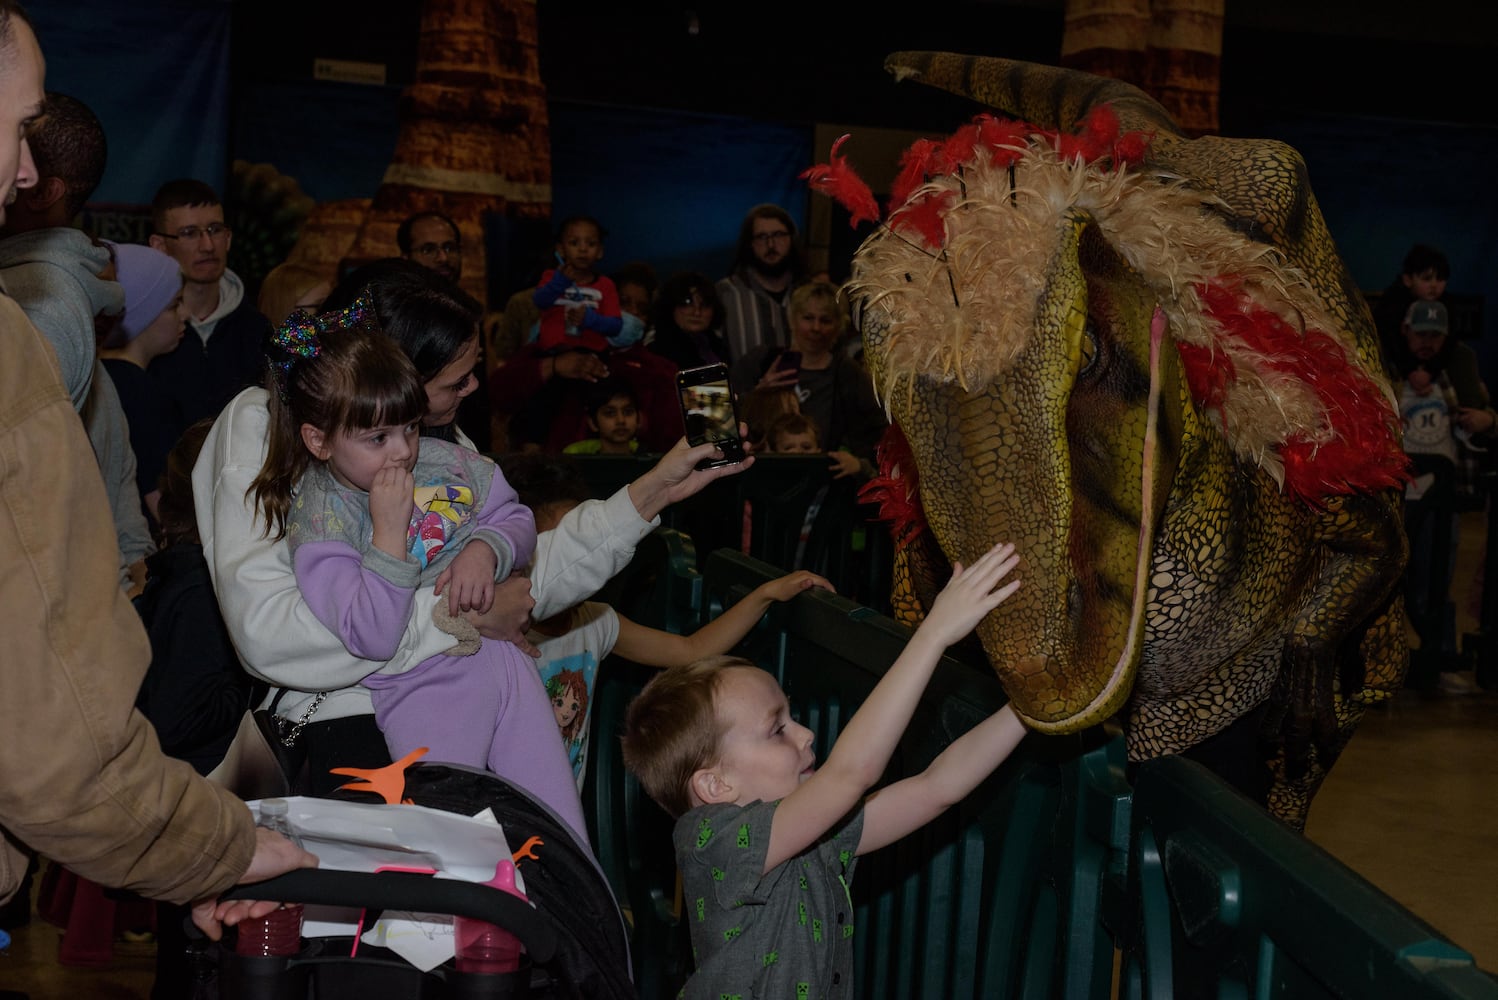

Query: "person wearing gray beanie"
left=101, top=242, right=188, bottom=523
left=103, top=242, right=185, bottom=349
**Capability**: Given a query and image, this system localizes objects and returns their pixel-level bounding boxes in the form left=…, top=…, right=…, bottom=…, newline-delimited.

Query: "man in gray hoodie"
left=0, top=91, right=151, bottom=595
left=147, top=178, right=270, bottom=425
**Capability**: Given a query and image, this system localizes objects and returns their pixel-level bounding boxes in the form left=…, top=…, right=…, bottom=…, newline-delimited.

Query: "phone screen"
left=677, top=364, right=745, bottom=469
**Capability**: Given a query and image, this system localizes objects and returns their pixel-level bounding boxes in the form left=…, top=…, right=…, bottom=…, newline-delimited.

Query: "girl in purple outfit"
left=247, top=295, right=586, bottom=841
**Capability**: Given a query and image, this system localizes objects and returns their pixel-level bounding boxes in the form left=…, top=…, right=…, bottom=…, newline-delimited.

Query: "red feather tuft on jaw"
left=860, top=424, right=928, bottom=547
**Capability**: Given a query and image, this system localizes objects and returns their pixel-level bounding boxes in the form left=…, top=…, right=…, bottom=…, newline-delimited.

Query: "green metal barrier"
left=1122, top=756, right=1496, bottom=999
left=584, top=547, right=1498, bottom=999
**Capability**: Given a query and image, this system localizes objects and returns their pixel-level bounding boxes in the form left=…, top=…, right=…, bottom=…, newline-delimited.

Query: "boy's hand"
left=827, top=450, right=861, bottom=479
left=369, top=467, right=414, bottom=557
left=919, top=542, right=1021, bottom=647
left=435, top=544, right=498, bottom=613
left=553, top=350, right=609, bottom=382
left=759, top=570, right=835, bottom=603
left=1456, top=406, right=1496, bottom=435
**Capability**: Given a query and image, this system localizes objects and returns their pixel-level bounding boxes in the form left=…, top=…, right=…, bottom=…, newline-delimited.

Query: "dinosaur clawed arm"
left=1259, top=493, right=1407, bottom=828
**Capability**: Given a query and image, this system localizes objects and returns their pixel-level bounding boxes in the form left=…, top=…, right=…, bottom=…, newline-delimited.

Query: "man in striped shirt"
left=716, top=203, right=807, bottom=362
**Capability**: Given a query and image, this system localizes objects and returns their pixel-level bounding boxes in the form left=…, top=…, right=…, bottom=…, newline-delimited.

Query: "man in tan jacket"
left=0, top=0, right=313, bottom=942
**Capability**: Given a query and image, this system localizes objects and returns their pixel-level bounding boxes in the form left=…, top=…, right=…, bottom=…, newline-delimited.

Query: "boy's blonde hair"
left=738, top=386, right=800, bottom=448
left=620, top=655, right=752, bottom=818
left=765, top=412, right=819, bottom=451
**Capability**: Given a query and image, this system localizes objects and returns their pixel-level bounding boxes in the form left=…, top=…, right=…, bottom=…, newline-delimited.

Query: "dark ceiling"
left=235, top=2, right=1498, bottom=132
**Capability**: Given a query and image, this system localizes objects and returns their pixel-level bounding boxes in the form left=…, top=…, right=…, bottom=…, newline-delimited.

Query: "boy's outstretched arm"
left=610, top=570, right=833, bottom=668
left=857, top=703, right=1027, bottom=856
left=761, top=543, right=1021, bottom=874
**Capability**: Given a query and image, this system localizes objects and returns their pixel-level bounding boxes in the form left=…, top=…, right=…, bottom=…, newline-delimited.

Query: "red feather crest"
left=800, top=134, right=880, bottom=229
left=802, top=106, right=1156, bottom=240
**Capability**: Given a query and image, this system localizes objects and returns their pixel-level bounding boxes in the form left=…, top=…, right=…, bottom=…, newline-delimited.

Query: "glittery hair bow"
left=268, top=291, right=378, bottom=399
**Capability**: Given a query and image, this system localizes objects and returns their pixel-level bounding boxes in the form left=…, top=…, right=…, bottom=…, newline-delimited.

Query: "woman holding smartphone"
left=730, top=280, right=886, bottom=478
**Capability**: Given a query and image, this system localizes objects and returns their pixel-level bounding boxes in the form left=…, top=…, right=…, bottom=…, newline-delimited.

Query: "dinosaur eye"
left=1078, top=319, right=1100, bottom=377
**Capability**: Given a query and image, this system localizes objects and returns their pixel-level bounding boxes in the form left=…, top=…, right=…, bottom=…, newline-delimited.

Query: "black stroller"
left=204, top=763, right=636, bottom=1000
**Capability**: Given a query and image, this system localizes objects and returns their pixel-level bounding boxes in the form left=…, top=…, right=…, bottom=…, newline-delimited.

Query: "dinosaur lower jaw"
left=1008, top=306, right=1167, bottom=734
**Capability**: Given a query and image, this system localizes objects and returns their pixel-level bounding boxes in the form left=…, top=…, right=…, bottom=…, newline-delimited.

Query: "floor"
left=1306, top=685, right=1498, bottom=970
left=3, top=519, right=1495, bottom=997
left=1304, top=507, right=1498, bottom=972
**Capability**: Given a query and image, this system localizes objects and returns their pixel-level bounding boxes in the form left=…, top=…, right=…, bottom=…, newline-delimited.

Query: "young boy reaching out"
left=621, top=542, right=1026, bottom=999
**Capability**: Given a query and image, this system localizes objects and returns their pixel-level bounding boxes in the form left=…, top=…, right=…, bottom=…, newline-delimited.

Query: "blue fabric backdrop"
left=547, top=102, right=811, bottom=284
left=28, top=0, right=231, bottom=224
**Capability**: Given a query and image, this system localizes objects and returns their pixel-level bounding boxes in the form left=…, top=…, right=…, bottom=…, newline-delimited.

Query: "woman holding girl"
left=248, top=295, right=585, bottom=835
left=193, top=260, right=749, bottom=829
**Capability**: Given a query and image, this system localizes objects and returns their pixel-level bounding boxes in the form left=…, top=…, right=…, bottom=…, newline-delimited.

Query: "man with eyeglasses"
left=716, top=203, right=807, bottom=362
left=147, top=177, right=271, bottom=426
left=394, top=209, right=495, bottom=448
left=397, top=209, right=463, bottom=284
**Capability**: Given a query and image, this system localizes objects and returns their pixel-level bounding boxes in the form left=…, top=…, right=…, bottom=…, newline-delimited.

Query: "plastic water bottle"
left=233, top=798, right=304, bottom=958
left=453, top=859, right=527, bottom=974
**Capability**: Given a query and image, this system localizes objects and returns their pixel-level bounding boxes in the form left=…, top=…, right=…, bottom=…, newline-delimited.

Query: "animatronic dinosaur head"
left=811, top=54, right=1407, bottom=735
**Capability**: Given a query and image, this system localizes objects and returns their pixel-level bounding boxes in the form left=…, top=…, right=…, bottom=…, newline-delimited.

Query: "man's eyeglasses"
left=413, top=242, right=461, bottom=259
left=156, top=223, right=231, bottom=242
left=751, top=231, right=791, bottom=246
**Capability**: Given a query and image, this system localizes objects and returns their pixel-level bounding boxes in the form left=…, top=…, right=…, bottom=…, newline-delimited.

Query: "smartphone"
left=676, top=363, right=746, bottom=469
left=775, top=350, right=803, bottom=377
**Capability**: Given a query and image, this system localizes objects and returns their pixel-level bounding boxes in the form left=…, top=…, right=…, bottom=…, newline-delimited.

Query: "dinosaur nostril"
left=1068, top=581, right=1084, bottom=624
left=1014, top=654, right=1050, bottom=677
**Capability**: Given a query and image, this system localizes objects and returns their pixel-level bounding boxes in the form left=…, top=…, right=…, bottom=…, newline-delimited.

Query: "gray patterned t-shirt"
left=673, top=799, right=863, bottom=999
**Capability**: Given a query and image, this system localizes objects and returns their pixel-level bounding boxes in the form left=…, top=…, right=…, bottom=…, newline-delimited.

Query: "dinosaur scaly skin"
left=851, top=54, right=1409, bottom=829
